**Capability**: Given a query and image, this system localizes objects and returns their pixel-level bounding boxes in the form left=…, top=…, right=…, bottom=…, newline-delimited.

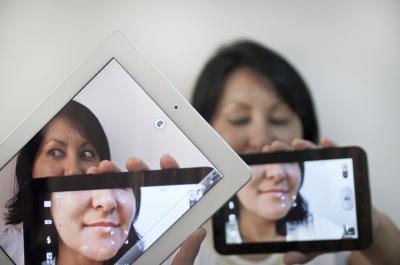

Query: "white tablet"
left=0, top=31, right=250, bottom=265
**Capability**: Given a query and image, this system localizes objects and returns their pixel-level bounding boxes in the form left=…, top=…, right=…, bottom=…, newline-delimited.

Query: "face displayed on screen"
left=222, top=156, right=359, bottom=246
left=50, top=189, right=135, bottom=262
left=238, top=163, right=301, bottom=221
left=32, top=116, right=101, bottom=179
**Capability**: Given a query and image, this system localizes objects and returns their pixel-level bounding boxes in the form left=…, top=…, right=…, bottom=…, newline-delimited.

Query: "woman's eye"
left=80, top=150, right=96, bottom=160
left=228, top=116, right=250, bottom=126
left=47, top=148, right=64, bottom=158
left=269, top=117, right=290, bottom=126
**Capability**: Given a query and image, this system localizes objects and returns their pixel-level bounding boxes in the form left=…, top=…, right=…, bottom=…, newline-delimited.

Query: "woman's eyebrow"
left=268, top=101, right=289, bottom=112
left=45, top=139, right=67, bottom=146
left=220, top=100, right=251, bottom=110
left=79, top=141, right=94, bottom=149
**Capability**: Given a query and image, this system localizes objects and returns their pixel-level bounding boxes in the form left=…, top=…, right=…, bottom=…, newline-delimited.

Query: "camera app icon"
left=153, top=118, right=166, bottom=130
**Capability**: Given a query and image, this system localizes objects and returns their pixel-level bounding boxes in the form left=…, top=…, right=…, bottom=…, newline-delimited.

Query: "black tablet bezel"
left=22, top=167, right=213, bottom=265
left=213, top=146, right=372, bottom=254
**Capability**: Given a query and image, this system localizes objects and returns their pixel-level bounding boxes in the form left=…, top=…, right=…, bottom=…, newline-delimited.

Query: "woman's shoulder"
left=0, top=223, right=23, bottom=245
left=0, top=224, right=24, bottom=265
left=194, top=220, right=283, bottom=265
left=286, top=213, right=344, bottom=241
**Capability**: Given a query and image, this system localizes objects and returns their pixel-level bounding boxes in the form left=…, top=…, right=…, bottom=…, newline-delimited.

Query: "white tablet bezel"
left=0, top=31, right=250, bottom=265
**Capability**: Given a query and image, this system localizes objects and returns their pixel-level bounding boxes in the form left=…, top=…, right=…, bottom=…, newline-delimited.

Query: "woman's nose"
left=63, top=155, right=85, bottom=176
left=91, top=189, right=117, bottom=212
left=264, top=164, right=287, bottom=182
left=247, top=121, right=272, bottom=152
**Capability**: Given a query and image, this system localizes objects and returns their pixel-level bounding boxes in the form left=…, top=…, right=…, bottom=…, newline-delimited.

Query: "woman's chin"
left=257, top=205, right=291, bottom=221
left=256, top=201, right=291, bottom=221
left=79, top=242, right=121, bottom=261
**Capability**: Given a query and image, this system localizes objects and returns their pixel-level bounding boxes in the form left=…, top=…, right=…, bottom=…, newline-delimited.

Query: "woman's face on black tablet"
left=238, top=163, right=301, bottom=221
left=32, top=115, right=101, bottom=178
left=50, top=189, right=135, bottom=261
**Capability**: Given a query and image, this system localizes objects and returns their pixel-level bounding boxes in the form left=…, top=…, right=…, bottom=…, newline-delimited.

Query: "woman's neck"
left=57, top=240, right=102, bottom=265
left=238, top=206, right=283, bottom=242
left=237, top=207, right=284, bottom=262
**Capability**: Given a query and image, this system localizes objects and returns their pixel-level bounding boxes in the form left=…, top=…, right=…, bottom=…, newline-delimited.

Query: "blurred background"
left=0, top=0, right=399, bottom=225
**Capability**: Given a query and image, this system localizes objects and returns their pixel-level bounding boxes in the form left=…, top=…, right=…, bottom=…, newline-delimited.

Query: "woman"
left=191, top=40, right=400, bottom=264
left=1, top=100, right=205, bottom=265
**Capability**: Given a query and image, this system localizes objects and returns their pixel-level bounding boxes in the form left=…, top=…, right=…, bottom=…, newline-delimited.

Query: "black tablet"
left=22, top=167, right=221, bottom=265
left=213, top=146, right=372, bottom=254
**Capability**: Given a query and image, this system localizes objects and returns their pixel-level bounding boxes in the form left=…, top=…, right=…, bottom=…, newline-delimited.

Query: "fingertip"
left=160, top=154, right=179, bottom=169
left=292, top=138, right=317, bottom=150
left=98, top=160, right=120, bottom=172
left=126, top=156, right=150, bottom=172
left=171, top=228, right=206, bottom=265
left=125, top=156, right=139, bottom=169
left=291, top=138, right=303, bottom=149
left=194, top=227, right=207, bottom=241
left=270, top=140, right=291, bottom=151
left=261, top=144, right=271, bottom=153
left=86, top=167, right=98, bottom=174
left=320, top=136, right=336, bottom=147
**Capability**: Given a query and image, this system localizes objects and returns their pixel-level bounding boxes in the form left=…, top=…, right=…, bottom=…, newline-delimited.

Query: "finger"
left=269, top=140, right=293, bottom=152
left=160, top=154, right=180, bottom=169
left=291, top=138, right=318, bottom=150
left=125, top=156, right=150, bottom=172
left=86, top=166, right=100, bottom=174
left=261, top=144, right=271, bottom=153
left=320, top=136, right=336, bottom=148
left=97, top=160, right=121, bottom=173
left=171, top=228, right=206, bottom=265
left=283, top=251, right=321, bottom=265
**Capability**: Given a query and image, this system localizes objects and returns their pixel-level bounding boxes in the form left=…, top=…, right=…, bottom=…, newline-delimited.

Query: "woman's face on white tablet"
left=211, top=67, right=303, bottom=153
left=238, top=163, right=301, bottom=220
left=51, top=189, right=135, bottom=261
left=32, top=116, right=101, bottom=178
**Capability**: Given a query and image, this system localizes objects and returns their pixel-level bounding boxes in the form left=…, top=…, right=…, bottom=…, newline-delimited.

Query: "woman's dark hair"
left=191, top=40, right=318, bottom=235
left=192, top=40, right=319, bottom=143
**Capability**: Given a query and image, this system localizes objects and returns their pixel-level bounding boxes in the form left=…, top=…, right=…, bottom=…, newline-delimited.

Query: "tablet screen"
left=224, top=158, right=358, bottom=244
left=23, top=168, right=219, bottom=265
left=0, top=58, right=223, bottom=265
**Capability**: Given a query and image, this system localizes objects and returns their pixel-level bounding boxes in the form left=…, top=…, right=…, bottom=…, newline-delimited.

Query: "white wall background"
left=0, top=0, right=399, bottom=226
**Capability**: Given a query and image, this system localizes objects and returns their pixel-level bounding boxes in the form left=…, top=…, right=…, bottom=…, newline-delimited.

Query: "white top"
left=189, top=221, right=350, bottom=265
left=226, top=213, right=344, bottom=243
left=3, top=221, right=349, bottom=265
left=286, top=213, right=344, bottom=241
left=0, top=224, right=24, bottom=265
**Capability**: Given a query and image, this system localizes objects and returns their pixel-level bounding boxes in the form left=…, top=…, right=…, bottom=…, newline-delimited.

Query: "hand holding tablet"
left=213, top=146, right=372, bottom=254
left=0, top=32, right=250, bottom=265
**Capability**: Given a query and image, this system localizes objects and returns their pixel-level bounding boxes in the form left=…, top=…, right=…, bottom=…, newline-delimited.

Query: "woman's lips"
left=85, top=221, right=119, bottom=227
left=258, top=188, right=289, bottom=198
left=84, top=221, right=120, bottom=234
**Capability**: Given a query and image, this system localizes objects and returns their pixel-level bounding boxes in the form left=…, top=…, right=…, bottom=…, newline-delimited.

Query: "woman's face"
left=211, top=67, right=304, bottom=221
left=51, top=189, right=135, bottom=261
left=238, top=163, right=301, bottom=221
left=32, top=116, right=101, bottom=178
left=211, top=67, right=303, bottom=154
